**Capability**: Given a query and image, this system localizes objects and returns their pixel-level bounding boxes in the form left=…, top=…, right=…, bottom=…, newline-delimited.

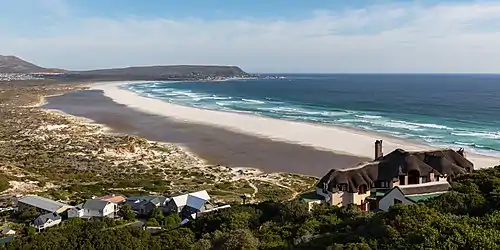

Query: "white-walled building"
left=315, top=140, right=473, bottom=211
left=68, top=199, right=115, bottom=219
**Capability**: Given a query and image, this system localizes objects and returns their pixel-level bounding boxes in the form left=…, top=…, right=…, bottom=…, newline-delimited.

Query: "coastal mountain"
left=70, top=65, right=250, bottom=80
left=0, top=55, right=250, bottom=80
left=0, top=55, right=64, bottom=73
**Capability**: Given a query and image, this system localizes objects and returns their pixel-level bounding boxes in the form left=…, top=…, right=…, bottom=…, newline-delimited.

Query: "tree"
left=17, top=207, right=40, bottom=222
left=163, top=213, right=181, bottom=229
left=146, top=218, right=160, bottom=227
left=221, top=229, right=259, bottom=250
left=119, top=204, right=136, bottom=221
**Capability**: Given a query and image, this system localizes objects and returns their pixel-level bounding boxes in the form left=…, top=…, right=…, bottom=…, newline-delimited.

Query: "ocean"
left=124, top=74, right=500, bottom=157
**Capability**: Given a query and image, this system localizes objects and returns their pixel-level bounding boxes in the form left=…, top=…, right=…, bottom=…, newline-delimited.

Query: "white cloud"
left=2, top=2, right=500, bottom=73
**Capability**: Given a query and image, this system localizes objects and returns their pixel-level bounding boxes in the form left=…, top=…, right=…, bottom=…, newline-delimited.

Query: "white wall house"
left=315, top=140, right=472, bottom=212
left=378, top=187, right=415, bottom=211
left=68, top=199, right=115, bottom=219
left=33, top=213, right=62, bottom=230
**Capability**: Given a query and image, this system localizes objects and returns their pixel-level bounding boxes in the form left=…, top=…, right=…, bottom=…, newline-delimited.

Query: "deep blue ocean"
left=124, top=74, right=500, bottom=157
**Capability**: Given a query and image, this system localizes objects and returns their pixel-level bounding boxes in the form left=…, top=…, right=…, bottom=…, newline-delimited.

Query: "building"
left=316, top=140, right=473, bottom=211
left=125, top=196, right=169, bottom=216
left=17, top=196, right=73, bottom=214
left=33, top=212, right=62, bottom=230
left=97, top=194, right=127, bottom=204
left=68, top=199, right=115, bottom=219
left=165, top=190, right=211, bottom=219
left=1, top=228, right=15, bottom=236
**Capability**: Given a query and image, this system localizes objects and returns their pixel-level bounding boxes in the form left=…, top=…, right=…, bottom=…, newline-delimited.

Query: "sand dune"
left=91, top=81, right=500, bottom=170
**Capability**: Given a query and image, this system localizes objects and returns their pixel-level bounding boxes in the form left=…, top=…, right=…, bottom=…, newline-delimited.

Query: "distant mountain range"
left=0, top=55, right=250, bottom=80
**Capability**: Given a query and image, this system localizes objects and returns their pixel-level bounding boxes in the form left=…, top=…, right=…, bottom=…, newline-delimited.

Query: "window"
left=358, top=184, right=368, bottom=194
left=421, top=176, right=428, bottom=183
left=376, top=181, right=389, bottom=188
left=394, top=198, right=402, bottom=204
left=408, top=170, right=420, bottom=184
left=399, top=175, right=406, bottom=185
left=338, top=184, right=348, bottom=192
left=436, top=176, right=440, bottom=181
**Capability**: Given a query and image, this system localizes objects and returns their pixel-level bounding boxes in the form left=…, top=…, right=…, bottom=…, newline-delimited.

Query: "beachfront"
left=92, top=81, right=500, bottom=170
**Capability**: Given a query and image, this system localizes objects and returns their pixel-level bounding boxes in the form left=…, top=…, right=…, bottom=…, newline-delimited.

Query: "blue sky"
left=1, top=0, right=500, bottom=73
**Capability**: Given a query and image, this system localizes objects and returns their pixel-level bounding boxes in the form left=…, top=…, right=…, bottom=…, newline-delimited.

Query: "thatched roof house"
left=317, top=144, right=473, bottom=193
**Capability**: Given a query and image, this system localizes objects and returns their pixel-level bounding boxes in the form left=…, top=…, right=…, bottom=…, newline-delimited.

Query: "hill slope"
left=0, top=55, right=47, bottom=73
left=71, top=65, right=249, bottom=79
left=0, top=55, right=250, bottom=79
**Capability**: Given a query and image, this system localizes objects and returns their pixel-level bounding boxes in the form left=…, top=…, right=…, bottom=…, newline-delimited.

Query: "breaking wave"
left=124, top=80, right=500, bottom=157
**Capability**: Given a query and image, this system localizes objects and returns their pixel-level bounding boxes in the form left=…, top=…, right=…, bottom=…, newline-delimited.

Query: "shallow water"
left=125, top=74, right=500, bottom=157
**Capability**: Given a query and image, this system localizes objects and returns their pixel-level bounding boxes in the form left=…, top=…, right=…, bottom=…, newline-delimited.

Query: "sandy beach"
left=89, top=81, right=499, bottom=170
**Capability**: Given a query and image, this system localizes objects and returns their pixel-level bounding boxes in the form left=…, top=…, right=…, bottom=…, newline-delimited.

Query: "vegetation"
left=3, top=166, right=500, bottom=249
left=0, top=83, right=316, bottom=204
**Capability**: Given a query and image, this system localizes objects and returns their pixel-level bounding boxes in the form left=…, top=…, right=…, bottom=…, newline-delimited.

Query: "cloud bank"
left=1, top=1, right=500, bottom=73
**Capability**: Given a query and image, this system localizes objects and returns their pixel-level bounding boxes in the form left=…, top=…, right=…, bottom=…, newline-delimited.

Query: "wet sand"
left=43, top=90, right=369, bottom=177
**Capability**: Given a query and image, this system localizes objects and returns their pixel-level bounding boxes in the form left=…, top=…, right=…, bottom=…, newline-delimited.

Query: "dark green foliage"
left=4, top=167, right=500, bottom=250
left=0, top=174, right=11, bottom=192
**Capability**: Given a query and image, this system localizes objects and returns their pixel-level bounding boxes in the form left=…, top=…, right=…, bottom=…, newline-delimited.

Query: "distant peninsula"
left=0, top=55, right=252, bottom=81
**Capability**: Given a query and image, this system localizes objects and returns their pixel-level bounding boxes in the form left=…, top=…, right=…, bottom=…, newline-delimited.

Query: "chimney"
left=375, top=140, right=383, bottom=160
left=457, top=148, right=467, bottom=158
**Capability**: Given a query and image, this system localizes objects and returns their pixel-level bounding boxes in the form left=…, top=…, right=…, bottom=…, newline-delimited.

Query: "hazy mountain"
left=0, top=55, right=64, bottom=73
left=0, top=55, right=250, bottom=79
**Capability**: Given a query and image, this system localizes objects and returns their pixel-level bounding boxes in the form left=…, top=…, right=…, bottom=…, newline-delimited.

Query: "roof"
left=83, top=199, right=110, bottom=211
left=127, top=196, right=168, bottom=205
left=98, top=194, right=126, bottom=204
left=1, top=228, right=15, bottom=235
left=299, top=191, right=325, bottom=202
left=186, top=195, right=208, bottom=211
left=317, top=148, right=472, bottom=193
left=406, top=193, right=444, bottom=202
left=18, top=196, right=69, bottom=213
left=34, top=212, right=61, bottom=226
left=190, top=190, right=210, bottom=201
left=172, top=191, right=210, bottom=209
left=172, top=194, right=189, bottom=207
left=399, top=182, right=451, bottom=196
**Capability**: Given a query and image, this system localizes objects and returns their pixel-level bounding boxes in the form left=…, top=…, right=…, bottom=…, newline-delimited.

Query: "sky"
left=1, top=0, right=500, bottom=73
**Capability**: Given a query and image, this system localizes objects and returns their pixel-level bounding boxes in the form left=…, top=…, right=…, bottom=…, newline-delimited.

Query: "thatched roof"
left=317, top=148, right=473, bottom=193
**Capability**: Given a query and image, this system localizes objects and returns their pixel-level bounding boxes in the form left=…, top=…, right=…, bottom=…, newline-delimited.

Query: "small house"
left=68, top=199, right=115, bottom=219
left=1, top=228, right=15, bottom=236
left=126, top=196, right=169, bottom=216
left=34, top=212, right=61, bottom=230
left=165, top=190, right=211, bottom=219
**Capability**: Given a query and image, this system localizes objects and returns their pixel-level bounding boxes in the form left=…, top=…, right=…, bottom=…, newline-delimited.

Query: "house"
left=377, top=185, right=448, bottom=211
left=125, top=196, right=169, bottom=216
left=17, top=196, right=73, bottom=214
left=165, top=190, right=211, bottom=218
left=68, top=199, right=115, bottom=219
left=97, top=194, right=127, bottom=204
left=33, top=212, right=62, bottom=230
left=316, top=140, right=473, bottom=211
left=1, top=227, right=15, bottom=236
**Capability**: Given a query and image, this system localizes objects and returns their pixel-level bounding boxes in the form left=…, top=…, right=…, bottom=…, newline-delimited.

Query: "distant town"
left=0, top=73, right=63, bottom=82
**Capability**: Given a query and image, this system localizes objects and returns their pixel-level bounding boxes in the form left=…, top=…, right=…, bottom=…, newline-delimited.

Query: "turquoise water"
left=124, top=74, right=500, bottom=157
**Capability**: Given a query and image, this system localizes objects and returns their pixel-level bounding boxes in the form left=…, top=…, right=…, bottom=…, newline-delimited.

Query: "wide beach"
left=44, top=81, right=500, bottom=176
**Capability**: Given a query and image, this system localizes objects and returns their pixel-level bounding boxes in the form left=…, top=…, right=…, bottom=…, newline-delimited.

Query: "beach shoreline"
left=89, top=81, right=499, bottom=169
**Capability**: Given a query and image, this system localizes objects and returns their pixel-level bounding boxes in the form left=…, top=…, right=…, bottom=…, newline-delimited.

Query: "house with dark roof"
left=125, top=196, right=169, bottom=216
left=33, top=212, right=61, bottom=230
left=17, top=196, right=72, bottom=214
left=315, top=140, right=473, bottom=211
